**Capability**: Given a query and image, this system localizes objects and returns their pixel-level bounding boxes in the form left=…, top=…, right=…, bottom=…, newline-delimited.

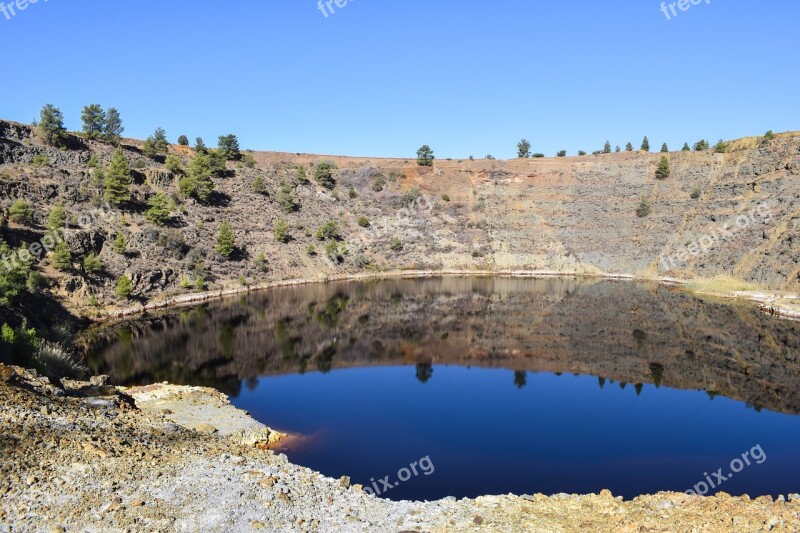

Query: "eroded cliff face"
left=1, top=120, right=798, bottom=323
left=84, top=277, right=800, bottom=416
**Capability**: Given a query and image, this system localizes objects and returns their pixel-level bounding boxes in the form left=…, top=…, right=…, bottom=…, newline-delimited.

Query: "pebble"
left=194, top=424, right=217, bottom=434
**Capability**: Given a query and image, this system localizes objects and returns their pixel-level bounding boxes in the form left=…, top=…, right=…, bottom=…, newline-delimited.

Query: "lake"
left=84, top=277, right=800, bottom=501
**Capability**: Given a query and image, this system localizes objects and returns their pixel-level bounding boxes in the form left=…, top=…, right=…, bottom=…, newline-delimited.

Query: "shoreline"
left=98, top=269, right=800, bottom=323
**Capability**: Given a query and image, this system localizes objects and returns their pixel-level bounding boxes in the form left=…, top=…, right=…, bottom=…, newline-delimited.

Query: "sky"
left=0, top=0, right=798, bottom=159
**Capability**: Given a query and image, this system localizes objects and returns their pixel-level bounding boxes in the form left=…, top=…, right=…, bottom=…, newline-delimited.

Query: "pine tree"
left=179, top=152, right=218, bottom=202
left=682, top=142, right=691, bottom=151
left=194, top=137, right=207, bottom=153
left=216, top=220, right=235, bottom=259
left=145, top=193, right=171, bottom=226
left=38, top=104, right=66, bottom=145
left=103, top=149, right=132, bottom=206
left=47, top=205, right=66, bottom=230
left=116, top=275, right=133, bottom=299
left=661, top=143, right=669, bottom=153
left=50, top=241, right=72, bottom=271
left=113, top=232, right=127, bottom=254
left=177, top=135, right=189, bottom=146
left=641, top=136, right=650, bottom=152
left=81, top=104, right=106, bottom=139
left=217, top=134, right=241, bottom=160
left=82, top=252, right=103, bottom=274
left=655, top=156, right=671, bottom=180
left=104, top=108, right=124, bottom=144
left=603, top=141, right=611, bottom=154
left=416, top=145, right=434, bottom=167
left=517, top=139, right=531, bottom=158
left=625, top=142, right=633, bottom=152
left=143, top=127, right=169, bottom=158
left=615, top=145, right=621, bottom=153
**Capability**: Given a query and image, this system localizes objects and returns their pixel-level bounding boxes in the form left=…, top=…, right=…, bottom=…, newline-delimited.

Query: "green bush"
left=9, top=199, right=33, bottom=225
left=682, top=143, right=691, bottom=151
left=177, top=135, right=190, bottom=146
left=314, top=162, right=337, bottom=189
left=116, top=275, right=133, bottom=299
left=655, top=156, right=671, bottom=180
left=636, top=197, right=652, bottom=218
left=517, top=139, right=531, bottom=158
left=306, top=244, right=317, bottom=256
left=357, top=215, right=370, bottom=228
left=277, top=180, right=296, bottom=212
left=216, top=220, right=235, bottom=259
left=103, top=149, right=132, bottom=206
left=50, top=241, right=72, bottom=271
left=113, top=232, right=127, bottom=254
left=252, top=176, right=266, bottom=194
left=577, top=150, right=586, bottom=156
left=441, top=194, right=450, bottom=201
left=165, top=154, right=183, bottom=173
left=693, top=139, right=710, bottom=151
left=690, top=187, right=702, bottom=199
left=390, top=238, right=403, bottom=251
left=316, top=221, right=340, bottom=241
left=325, top=241, right=347, bottom=264
left=274, top=219, right=289, bottom=243
left=32, top=154, right=49, bottom=167
left=145, top=193, right=171, bottom=226
left=82, top=252, right=103, bottom=274
left=532, top=153, right=545, bottom=158
left=556, top=150, right=567, bottom=157
left=217, top=134, right=241, bottom=160
left=142, top=127, right=169, bottom=158
left=48, top=205, right=66, bottom=230
left=714, top=140, right=730, bottom=153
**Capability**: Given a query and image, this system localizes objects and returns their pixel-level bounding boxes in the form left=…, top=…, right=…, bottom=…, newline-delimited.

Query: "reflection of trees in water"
left=416, top=362, right=433, bottom=384
left=81, top=277, right=800, bottom=413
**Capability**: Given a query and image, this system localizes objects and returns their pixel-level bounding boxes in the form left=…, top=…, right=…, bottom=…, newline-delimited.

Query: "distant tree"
left=142, top=127, right=169, bottom=158
left=714, top=139, right=730, bottom=153
left=115, top=275, right=133, bottom=299
left=145, top=193, right=171, bottom=226
left=50, top=241, right=72, bottom=271
left=194, top=137, right=207, bottom=153
left=216, top=220, right=235, bottom=259
left=274, top=219, right=289, bottom=243
left=47, top=205, right=66, bottom=230
left=113, top=232, right=127, bottom=254
left=314, top=162, right=337, bottom=189
left=682, top=142, right=691, bottom=151
left=179, top=152, right=221, bottom=203
left=103, top=108, right=124, bottom=144
left=532, top=153, right=545, bottom=158
left=556, top=150, right=567, bottom=157
left=81, top=104, right=106, bottom=140
left=636, top=197, right=652, bottom=218
left=9, top=199, right=33, bottom=226
left=625, top=142, right=633, bottom=152
left=177, top=135, right=190, bottom=146
left=661, top=143, right=669, bottom=153
left=577, top=150, right=586, bottom=156
left=485, top=154, right=495, bottom=160
left=251, top=176, right=266, bottom=194
left=764, top=130, right=775, bottom=140
left=38, top=104, right=65, bottom=145
left=693, top=139, right=710, bottom=151
left=165, top=154, right=182, bottom=174
left=603, top=141, right=612, bottom=154
left=277, top=180, right=296, bottom=212
left=615, top=145, right=621, bottom=153
left=641, top=136, right=650, bottom=152
left=217, top=134, right=241, bottom=160
left=416, top=145, right=435, bottom=167
left=517, top=139, right=531, bottom=158
left=82, top=252, right=103, bottom=275
left=655, top=156, right=671, bottom=180
left=103, top=148, right=132, bottom=206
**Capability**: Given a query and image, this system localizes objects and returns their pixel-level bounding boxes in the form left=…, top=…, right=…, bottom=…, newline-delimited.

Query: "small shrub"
left=165, top=154, right=182, bottom=173
left=348, top=187, right=357, bottom=199
left=50, top=242, right=71, bottom=271
left=113, top=232, right=127, bottom=254
left=179, top=276, right=191, bottom=289
left=32, top=154, right=49, bottom=167
left=532, top=153, right=545, bottom=158
left=577, top=150, right=586, bottom=156
left=764, top=130, right=775, bottom=140
left=690, top=187, right=702, bottom=199
left=195, top=276, right=205, bottom=290
left=316, top=221, right=340, bottom=241
left=277, top=180, right=296, bottom=212
left=26, top=271, right=47, bottom=292
left=357, top=215, right=370, bottom=228
left=325, top=241, right=347, bottom=264
left=252, top=176, right=266, bottom=194
left=353, top=254, right=371, bottom=269
left=556, top=150, right=567, bottom=157
left=274, top=219, right=289, bottom=243
left=306, top=244, right=317, bottom=256
left=216, top=220, right=235, bottom=259
left=47, top=205, right=66, bottom=230
left=714, top=140, right=730, bottom=153
left=145, top=193, right=171, bottom=226
left=116, top=275, right=133, bottom=299
left=441, top=194, right=450, bottom=202
left=390, top=238, right=403, bottom=252
left=693, top=139, right=710, bottom=151
left=655, top=156, right=671, bottom=180
left=82, top=252, right=103, bottom=274
left=9, top=199, right=33, bottom=225
left=636, top=197, right=652, bottom=218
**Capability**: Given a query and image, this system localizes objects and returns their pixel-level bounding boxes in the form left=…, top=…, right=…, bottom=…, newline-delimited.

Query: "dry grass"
left=686, top=275, right=760, bottom=295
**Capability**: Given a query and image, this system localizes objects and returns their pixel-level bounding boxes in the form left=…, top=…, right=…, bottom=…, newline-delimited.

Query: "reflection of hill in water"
left=81, top=278, right=800, bottom=414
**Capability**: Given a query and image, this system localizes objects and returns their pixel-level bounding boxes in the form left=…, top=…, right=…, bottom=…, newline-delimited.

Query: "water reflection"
left=83, top=277, right=800, bottom=414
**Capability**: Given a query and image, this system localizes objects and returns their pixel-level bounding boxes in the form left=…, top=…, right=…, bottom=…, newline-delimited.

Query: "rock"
left=89, top=375, right=109, bottom=386
left=194, top=424, right=217, bottom=434
left=339, top=476, right=350, bottom=489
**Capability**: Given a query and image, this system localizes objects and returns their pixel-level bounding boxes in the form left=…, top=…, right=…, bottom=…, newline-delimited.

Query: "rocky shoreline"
left=2, top=363, right=799, bottom=532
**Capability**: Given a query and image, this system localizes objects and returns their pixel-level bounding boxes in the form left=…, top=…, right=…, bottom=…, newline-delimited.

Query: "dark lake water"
left=84, top=277, right=800, bottom=501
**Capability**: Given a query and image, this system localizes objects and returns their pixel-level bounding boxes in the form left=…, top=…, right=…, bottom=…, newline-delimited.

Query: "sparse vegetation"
left=517, top=139, right=531, bottom=158
left=179, top=151, right=222, bottom=203
left=603, top=141, right=611, bottom=154
left=145, top=193, right=171, bottom=226
left=661, top=143, right=669, bottom=153
left=714, top=139, right=730, bottom=153
left=682, top=143, right=691, bottom=151
left=625, top=142, right=633, bottom=152
left=177, top=135, right=189, bottom=146
left=693, top=139, right=710, bottom=151
left=274, top=219, right=289, bottom=243
left=636, top=197, right=652, bottom=218
left=557, top=150, right=567, bottom=157
left=316, top=221, right=340, bottom=241
left=165, top=154, right=182, bottom=174
left=9, top=199, right=33, bottom=225
left=116, top=275, right=133, bottom=299
left=50, top=241, right=72, bottom=271
left=277, top=180, right=296, bottom=212
left=113, top=232, right=127, bottom=254
left=252, top=176, right=266, bottom=194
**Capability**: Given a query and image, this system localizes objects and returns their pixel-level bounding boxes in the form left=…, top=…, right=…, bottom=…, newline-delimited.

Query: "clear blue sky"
left=0, top=0, right=797, bottom=158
